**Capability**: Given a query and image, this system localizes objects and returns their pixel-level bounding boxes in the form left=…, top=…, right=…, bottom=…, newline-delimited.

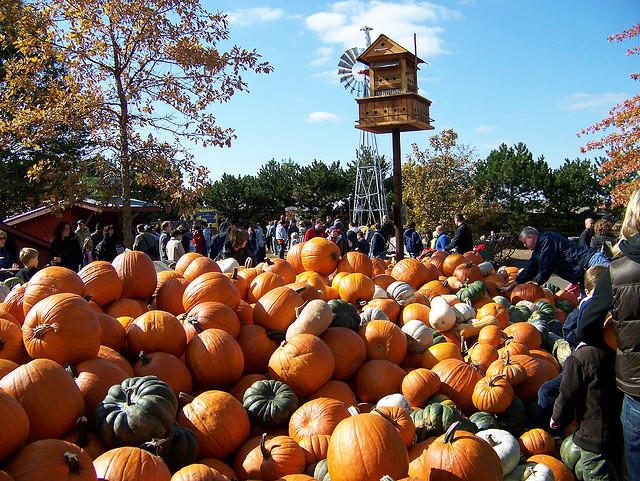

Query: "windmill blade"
left=338, top=68, right=352, bottom=76
left=340, top=74, right=353, bottom=84
left=343, top=77, right=355, bottom=89
left=345, top=48, right=358, bottom=64
left=339, top=53, right=355, bottom=68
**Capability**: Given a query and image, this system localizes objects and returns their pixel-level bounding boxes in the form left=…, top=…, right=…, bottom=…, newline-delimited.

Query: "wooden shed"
left=2, top=199, right=161, bottom=266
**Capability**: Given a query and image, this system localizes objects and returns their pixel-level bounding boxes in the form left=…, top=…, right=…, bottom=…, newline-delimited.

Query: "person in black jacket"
left=48, top=221, right=83, bottom=271
left=220, top=228, right=253, bottom=267
left=500, top=227, right=610, bottom=296
left=369, top=223, right=387, bottom=259
left=444, top=213, right=473, bottom=254
left=576, top=188, right=640, bottom=480
left=579, top=217, right=595, bottom=245
left=95, top=225, right=117, bottom=262
left=551, top=343, right=622, bottom=480
left=403, top=222, right=423, bottom=258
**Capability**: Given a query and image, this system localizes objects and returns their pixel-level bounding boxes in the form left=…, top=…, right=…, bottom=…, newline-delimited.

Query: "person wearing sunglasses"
left=48, top=221, right=83, bottom=272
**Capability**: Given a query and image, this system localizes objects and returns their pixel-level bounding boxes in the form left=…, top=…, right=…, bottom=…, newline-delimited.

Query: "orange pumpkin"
left=236, top=324, right=280, bottom=375
left=301, top=238, right=341, bottom=276
left=306, top=380, right=357, bottom=407
left=472, top=374, right=514, bottom=413
left=182, top=272, right=241, bottom=312
left=401, top=368, right=441, bottom=408
left=248, top=272, right=287, bottom=303
left=132, top=351, right=193, bottom=400
left=0, top=388, right=29, bottom=463
left=518, top=428, right=556, bottom=457
left=182, top=301, right=241, bottom=342
left=442, top=254, right=467, bottom=277
left=528, top=454, right=576, bottom=481
left=431, top=358, right=483, bottom=414
left=94, top=446, right=170, bottom=481
left=476, top=302, right=510, bottom=330
left=288, top=397, right=351, bottom=442
left=358, top=319, right=408, bottom=364
left=111, top=250, right=157, bottom=301
left=268, top=334, right=335, bottom=396
left=286, top=243, right=306, bottom=275
left=185, top=328, right=244, bottom=389
left=127, top=309, right=187, bottom=357
left=182, top=256, right=222, bottom=282
left=337, top=251, right=374, bottom=278
left=354, top=359, right=406, bottom=403
left=372, top=406, right=416, bottom=447
left=503, top=323, right=542, bottom=350
left=253, top=286, right=305, bottom=332
left=155, top=277, right=189, bottom=315
left=392, top=258, right=435, bottom=290
left=338, top=273, right=375, bottom=306
left=78, top=261, right=123, bottom=308
left=321, top=327, right=366, bottom=381
left=22, top=266, right=85, bottom=316
left=510, top=282, right=544, bottom=304
left=453, top=262, right=483, bottom=283
left=174, top=252, right=203, bottom=275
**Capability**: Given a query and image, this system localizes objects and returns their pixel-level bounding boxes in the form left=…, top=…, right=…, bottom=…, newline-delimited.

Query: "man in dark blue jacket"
left=500, top=227, right=610, bottom=295
left=403, top=222, right=423, bottom=258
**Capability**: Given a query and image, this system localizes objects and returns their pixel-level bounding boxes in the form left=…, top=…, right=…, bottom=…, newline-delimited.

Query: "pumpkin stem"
left=139, top=351, right=152, bottom=366
left=484, top=433, right=500, bottom=447
left=294, top=300, right=310, bottom=319
left=372, top=407, right=397, bottom=426
left=442, top=420, right=461, bottom=444
left=488, top=374, right=505, bottom=387
left=179, top=392, right=195, bottom=403
left=147, top=296, right=155, bottom=309
left=260, top=432, right=279, bottom=459
left=125, top=386, right=135, bottom=406
left=465, top=261, right=474, bottom=268
left=64, top=362, right=79, bottom=380
left=75, top=416, right=90, bottom=448
left=32, top=323, right=58, bottom=338
left=64, top=451, right=80, bottom=473
left=231, top=267, right=239, bottom=279
left=347, top=406, right=360, bottom=416
left=265, top=258, right=274, bottom=266
left=266, top=330, right=286, bottom=342
left=294, top=286, right=307, bottom=294
left=187, top=317, right=204, bottom=333
left=380, top=476, right=396, bottom=481
left=140, top=437, right=168, bottom=457
left=83, top=293, right=93, bottom=302
left=523, top=466, right=536, bottom=479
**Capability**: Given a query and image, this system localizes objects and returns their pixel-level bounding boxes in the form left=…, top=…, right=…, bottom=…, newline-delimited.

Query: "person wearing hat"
left=75, top=219, right=91, bottom=250
left=328, top=225, right=349, bottom=256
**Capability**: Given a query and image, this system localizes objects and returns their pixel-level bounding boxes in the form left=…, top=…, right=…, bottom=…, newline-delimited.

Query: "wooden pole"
left=392, top=128, right=404, bottom=262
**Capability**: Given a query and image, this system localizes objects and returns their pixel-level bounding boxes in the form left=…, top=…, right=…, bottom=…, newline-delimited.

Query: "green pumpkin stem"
left=125, top=386, right=135, bottom=406
left=443, top=420, right=461, bottom=444
left=64, top=452, right=80, bottom=473
left=187, top=316, right=204, bottom=333
left=64, top=362, right=79, bottom=380
left=265, top=258, right=274, bottom=266
left=294, top=286, right=307, bottom=294
left=83, top=293, right=94, bottom=302
left=347, top=406, right=360, bottom=416
left=179, top=392, right=195, bottom=403
left=75, top=416, right=90, bottom=448
left=139, top=351, right=152, bottom=366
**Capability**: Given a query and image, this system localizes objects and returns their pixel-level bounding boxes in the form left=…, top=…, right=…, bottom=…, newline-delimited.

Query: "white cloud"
left=310, top=46, right=336, bottom=66
left=305, top=1, right=461, bottom=57
left=306, top=112, right=342, bottom=122
left=310, top=70, right=342, bottom=84
left=474, top=125, right=497, bottom=133
left=226, top=7, right=285, bottom=26
left=560, top=92, right=628, bottom=111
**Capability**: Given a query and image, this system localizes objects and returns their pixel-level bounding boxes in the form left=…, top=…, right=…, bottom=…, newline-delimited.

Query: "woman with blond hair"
left=576, top=188, right=640, bottom=480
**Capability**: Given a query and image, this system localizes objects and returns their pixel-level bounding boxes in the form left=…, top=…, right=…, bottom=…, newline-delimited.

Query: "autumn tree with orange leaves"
left=0, top=0, right=272, bottom=246
left=579, top=23, right=640, bottom=206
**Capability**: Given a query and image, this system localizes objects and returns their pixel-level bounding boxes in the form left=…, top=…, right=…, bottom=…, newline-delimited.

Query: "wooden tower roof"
left=357, top=34, right=425, bottom=66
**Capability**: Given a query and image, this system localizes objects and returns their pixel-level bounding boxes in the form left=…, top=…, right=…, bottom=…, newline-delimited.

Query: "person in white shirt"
left=166, top=230, right=185, bottom=266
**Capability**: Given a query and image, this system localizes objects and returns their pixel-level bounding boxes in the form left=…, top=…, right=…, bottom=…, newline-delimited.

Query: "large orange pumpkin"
left=185, top=328, right=244, bottom=389
left=354, top=359, right=406, bottom=403
left=253, top=286, right=305, bottom=332
left=401, top=368, right=441, bottom=408
left=358, top=319, right=408, bottom=364
left=174, top=252, right=203, bottom=275
left=182, top=256, right=222, bottom=282
left=22, top=266, right=85, bottom=316
left=78, top=261, right=123, bottom=308
left=178, top=390, right=251, bottom=459
left=337, top=251, right=374, bottom=278
left=182, top=272, right=241, bottom=312
left=93, top=446, right=170, bottom=481
left=248, top=272, right=287, bottom=303
left=261, top=258, right=297, bottom=284
left=286, top=243, right=306, bottom=275
left=327, top=411, right=409, bottom=481
left=155, top=277, right=189, bottom=315
left=431, top=358, right=483, bottom=414
left=268, top=334, right=335, bottom=396
left=236, top=324, right=280, bottom=375
left=182, top=301, right=241, bottom=342
left=391, top=258, right=434, bottom=290
left=442, top=254, right=467, bottom=277
left=301, top=238, right=341, bottom=276
left=5, top=439, right=97, bottom=481
left=476, top=302, right=510, bottom=330
left=288, top=397, right=351, bottom=442
left=126, top=309, right=187, bottom=357
left=510, top=282, right=544, bottom=304
left=0, top=358, right=85, bottom=442
left=0, top=388, right=29, bottom=463
left=339, top=273, right=375, bottom=306
left=111, top=251, right=157, bottom=301
left=22, top=293, right=101, bottom=365
left=321, top=327, right=366, bottom=381
left=133, top=351, right=193, bottom=400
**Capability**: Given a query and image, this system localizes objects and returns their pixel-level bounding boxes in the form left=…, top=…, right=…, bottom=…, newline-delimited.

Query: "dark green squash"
left=548, top=320, right=564, bottom=337
left=430, top=328, right=446, bottom=345
left=496, top=395, right=526, bottom=437
left=555, top=299, right=575, bottom=316
left=469, top=411, right=499, bottom=431
left=411, top=402, right=476, bottom=442
left=306, top=459, right=331, bottom=481
left=457, top=280, right=486, bottom=304
left=527, top=311, right=550, bottom=342
left=560, top=434, right=583, bottom=472
left=142, top=422, right=199, bottom=473
left=242, top=379, right=299, bottom=429
left=542, top=283, right=560, bottom=294
left=94, top=375, right=178, bottom=448
left=508, top=305, right=530, bottom=323
left=327, top=299, right=360, bottom=331
left=534, top=300, right=555, bottom=319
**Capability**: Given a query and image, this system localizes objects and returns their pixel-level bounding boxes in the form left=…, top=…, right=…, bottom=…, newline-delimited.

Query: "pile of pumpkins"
left=0, top=236, right=602, bottom=480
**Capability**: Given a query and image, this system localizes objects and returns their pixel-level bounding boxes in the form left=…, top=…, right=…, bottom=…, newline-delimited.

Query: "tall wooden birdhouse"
left=355, top=34, right=434, bottom=133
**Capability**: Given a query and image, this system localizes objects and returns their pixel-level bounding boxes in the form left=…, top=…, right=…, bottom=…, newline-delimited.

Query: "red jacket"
left=304, top=228, right=325, bottom=242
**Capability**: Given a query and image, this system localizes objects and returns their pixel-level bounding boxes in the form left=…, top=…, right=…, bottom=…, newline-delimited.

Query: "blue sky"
left=193, top=0, right=638, bottom=181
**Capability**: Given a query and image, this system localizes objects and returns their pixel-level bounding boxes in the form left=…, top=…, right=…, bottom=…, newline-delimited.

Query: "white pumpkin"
left=504, top=463, right=555, bottom=481
left=428, top=296, right=456, bottom=331
left=360, top=307, right=389, bottom=326
left=478, top=261, right=494, bottom=277
left=493, top=295, right=512, bottom=309
left=452, top=302, right=476, bottom=323
left=216, top=257, right=239, bottom=273
left=476, top=428, right=521, bottom=476
left=516, top=300, right=536, bottom=312
left=372, top=285, right=389, bottom=299
left=376, top=393, right=412, bottom=414
left=386, top=281, right=415, bottom=308
left=402, top=319, right=434, bottom=354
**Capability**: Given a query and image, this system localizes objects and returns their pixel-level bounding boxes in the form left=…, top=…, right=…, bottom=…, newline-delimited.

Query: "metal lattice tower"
left=350, top=26, right=388, bottom=227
